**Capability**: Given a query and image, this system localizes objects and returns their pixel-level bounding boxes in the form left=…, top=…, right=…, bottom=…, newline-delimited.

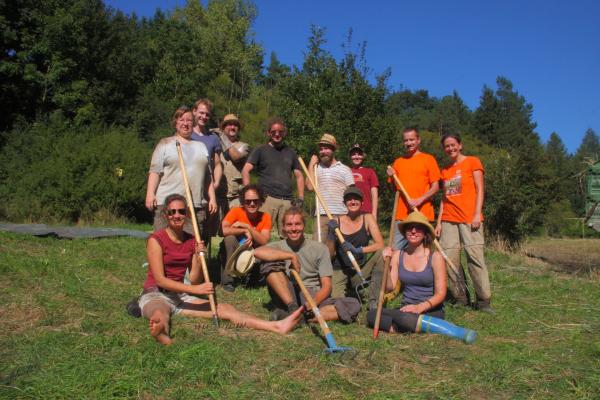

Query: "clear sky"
left=105, top=0, right=600, bottom=153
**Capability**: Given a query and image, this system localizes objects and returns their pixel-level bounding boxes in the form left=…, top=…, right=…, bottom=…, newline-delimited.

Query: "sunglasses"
left=244, top=198, right=260, bottom=206
left=269, top=130, right=285, bottom=135
left=166, top=208, right=187, bottom=216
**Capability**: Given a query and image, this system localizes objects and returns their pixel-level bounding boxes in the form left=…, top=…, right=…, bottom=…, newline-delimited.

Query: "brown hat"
left=343, top=186, right=364, bottom=201
left=318, top=133, right=338, bottom=149
left=397, top=211, right=435, bottom=237
left=220, top=114, right=242, bottom=130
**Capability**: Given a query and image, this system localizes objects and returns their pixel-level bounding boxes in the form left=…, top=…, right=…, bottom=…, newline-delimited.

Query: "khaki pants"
left=331, top=249, right=384, bottom=305
left=439, top=221, right=491, bottom=304
left=260, top=196, right=292, bottom=239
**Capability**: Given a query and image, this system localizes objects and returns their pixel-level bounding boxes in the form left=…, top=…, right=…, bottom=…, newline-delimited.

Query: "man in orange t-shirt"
left=220, top=184, right=272, bottom=292
left=386, top=127, right=441, bottom=249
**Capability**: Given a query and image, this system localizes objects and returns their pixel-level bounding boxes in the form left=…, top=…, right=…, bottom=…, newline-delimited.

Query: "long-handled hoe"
left=289, top=269, right=353, bottom=354
left=176, top=141, right=219, bottom=327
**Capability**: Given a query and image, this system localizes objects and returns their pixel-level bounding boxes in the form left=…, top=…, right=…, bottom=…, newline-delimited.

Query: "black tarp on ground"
left=0, top=222, right=149, bottom=239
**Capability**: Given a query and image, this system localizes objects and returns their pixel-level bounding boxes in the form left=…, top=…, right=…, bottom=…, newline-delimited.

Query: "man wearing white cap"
left=307, top=133, right=355, bottom=243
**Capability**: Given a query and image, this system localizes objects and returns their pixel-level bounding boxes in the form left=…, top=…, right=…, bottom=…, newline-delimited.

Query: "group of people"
left=139, top=100, right=491, bottom=345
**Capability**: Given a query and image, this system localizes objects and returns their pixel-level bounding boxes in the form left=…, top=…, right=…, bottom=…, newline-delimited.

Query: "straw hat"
left=397, top=211, right=435, bottom=236
left=220, top=113, right=242, bottom=129
left=318, top=133, right=338, bottom=149
left=224, top=241, right=255, bottom=278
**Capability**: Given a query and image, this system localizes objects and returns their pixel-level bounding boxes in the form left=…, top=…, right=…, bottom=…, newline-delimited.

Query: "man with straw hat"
left=215, top=113, right=250, bottom=211
left=254, top=207, right=360, bottom=322
left=307, top=133, right=355, bottom=244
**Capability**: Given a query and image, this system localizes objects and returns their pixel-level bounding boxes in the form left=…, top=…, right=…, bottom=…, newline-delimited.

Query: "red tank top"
left=143, top=229, right=195, bottom=290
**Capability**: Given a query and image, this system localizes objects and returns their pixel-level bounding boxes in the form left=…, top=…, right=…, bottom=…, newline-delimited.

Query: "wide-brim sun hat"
left=397, top=211, right=435, bottom=237
left=224, top=241, right=255, bottom=278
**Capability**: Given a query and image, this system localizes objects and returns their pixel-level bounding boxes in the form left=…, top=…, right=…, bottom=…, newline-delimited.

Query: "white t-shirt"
left=149, top=136, right=209, bottom=207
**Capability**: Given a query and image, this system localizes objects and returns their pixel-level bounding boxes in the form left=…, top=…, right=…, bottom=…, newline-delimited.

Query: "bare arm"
left=293, top=169, right=305, bottom=199
left=242, top=162, right=254, bottom=186
left=145, top=172, right=161, bottom=211
left=408, top=181, right=440, bottom=209
left=313, top=276, right=332, bottom=306
left=400, top=251, right=446, bottom=314
left=386, top=248, right=400, bottom=292
left=434, top=201, right=444, bottom=237
left=222, top=219, right=250, bottom=241
left=371, top=186, right=379, bottom=220
left=226, top=142, right=249, bottom=162
left=305, top=155, right=318, bottom=191
left=206, top=179, right=217, bottom=214
left=212, top=153, right=223, bottom=190
left=472, top=170, right=484, bottom=229
left=363, top=213, right=384, bottom=254
left=253, top=246, right=301, bottom=272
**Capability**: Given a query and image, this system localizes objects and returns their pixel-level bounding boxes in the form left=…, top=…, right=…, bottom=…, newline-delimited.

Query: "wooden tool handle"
left=289, top=269, right=331, bottom=335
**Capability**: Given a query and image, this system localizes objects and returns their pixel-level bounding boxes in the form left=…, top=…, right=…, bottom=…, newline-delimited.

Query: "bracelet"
left=425, top=300, right=433, bottom=310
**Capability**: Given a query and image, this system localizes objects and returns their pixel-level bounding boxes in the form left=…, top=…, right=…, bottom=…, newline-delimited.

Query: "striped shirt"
left=315, top=161, right=355, bottom=215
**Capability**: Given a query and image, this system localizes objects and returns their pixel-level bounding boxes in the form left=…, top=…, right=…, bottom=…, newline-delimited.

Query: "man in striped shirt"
left=307, top=134, right=355, bottom=243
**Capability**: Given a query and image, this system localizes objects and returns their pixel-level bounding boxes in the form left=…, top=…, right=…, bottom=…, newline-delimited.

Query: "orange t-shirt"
left=223, top=207, right=272, bottom=232
left=389, top=152, right=441, bottom=221
left=440, top=156, right=484, bottom=224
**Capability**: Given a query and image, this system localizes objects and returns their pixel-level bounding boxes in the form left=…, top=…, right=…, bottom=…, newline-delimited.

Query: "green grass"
left=1, top=233, right=599, bottom=399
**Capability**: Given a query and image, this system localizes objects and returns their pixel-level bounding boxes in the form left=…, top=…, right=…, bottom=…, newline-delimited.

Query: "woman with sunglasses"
left=366, top=211, right=476, bottom=343
left=145, top=106, right=217, bottom=233
left=434, top=133, right=493, bottom=313
left=139, top=193, right=302, bottom=345
left=220, top=184, right=271, bottom=291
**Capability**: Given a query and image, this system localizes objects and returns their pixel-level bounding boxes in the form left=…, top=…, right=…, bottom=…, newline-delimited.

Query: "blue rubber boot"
left=418, top=315, right=477, bottom=344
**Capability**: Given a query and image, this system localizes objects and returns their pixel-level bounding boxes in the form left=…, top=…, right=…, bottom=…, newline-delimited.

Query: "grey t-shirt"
left=268, top=238, right=333, bottom=290
left=149, top=136, right=209, bottom=207
left=246, top=143, right=300, bottom=200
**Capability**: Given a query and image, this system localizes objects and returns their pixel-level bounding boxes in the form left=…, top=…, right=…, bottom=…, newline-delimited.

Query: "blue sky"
left=105, top=0, right=600, bottom=153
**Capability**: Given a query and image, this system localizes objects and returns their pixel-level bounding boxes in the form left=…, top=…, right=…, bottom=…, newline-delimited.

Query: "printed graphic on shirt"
left=352, top=172, right=364, bottom=183
left=445, top=169, right=462, bottom=196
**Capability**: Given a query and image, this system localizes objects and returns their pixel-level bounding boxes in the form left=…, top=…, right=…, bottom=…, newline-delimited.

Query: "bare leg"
left=266, top=271, right=295, bottom=306
left=143, top=300, right=173, bottom=345
left=309, top=305, right=339, bottom=322
left=180, top=298, right=303, bottom=335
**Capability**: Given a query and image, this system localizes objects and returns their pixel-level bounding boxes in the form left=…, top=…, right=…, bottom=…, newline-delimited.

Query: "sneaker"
left=223, top=283, right=235, bottom=293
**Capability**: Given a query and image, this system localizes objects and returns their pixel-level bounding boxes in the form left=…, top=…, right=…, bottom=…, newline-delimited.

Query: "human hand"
left=208, top=199, right=217, bottom=214
left=341, top=241, right=363, bottom=255
left=145, top=194, right=157, bottom=211
left=399, top=303, right=423, bottom=314
left=191, top=282, right=214, bottom=296
left=386, top=166, right=395, bottom=177
left=302, top=303, right=315, bottom=320
left=434, top=224, right=442, bottom=238
left=292, top=198, right=304, bottom=209
left=407, top=197, right=423, bottom=210
left=383, top=246, right=393, bottom=259
left=290, top=255, right=301, bottom=273
left=471, top=214, right=482, bottom=230
left=327, top=219, right=339, bottom=232
left=233, top=221, right=250, bottom=229
left=195, top=240, right=206, bottom=255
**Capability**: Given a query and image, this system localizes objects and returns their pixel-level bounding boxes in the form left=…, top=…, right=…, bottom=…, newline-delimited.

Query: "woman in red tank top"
left=139, top=194, right=303, bottom=345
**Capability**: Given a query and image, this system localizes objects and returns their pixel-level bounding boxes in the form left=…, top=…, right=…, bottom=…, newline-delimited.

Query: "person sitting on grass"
left=139, top=193, right=303, bottom=345
left=254, top=206, right=360, bottom=323
left=220, top=184, right=272, bottom=292
left=367, top=211, right=476, bottom=343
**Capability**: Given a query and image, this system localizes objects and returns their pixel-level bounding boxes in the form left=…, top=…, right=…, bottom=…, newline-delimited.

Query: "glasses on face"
left=166, top=208, right=187, bottom=216
left=269, top=130, right=285, bottom=135
left=244, top=198, right=260, bottom=206
left=404, top=224, right=424, bottom=233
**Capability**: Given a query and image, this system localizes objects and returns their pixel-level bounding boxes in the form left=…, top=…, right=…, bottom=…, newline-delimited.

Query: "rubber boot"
left=418, top=315, right=477, bottom=344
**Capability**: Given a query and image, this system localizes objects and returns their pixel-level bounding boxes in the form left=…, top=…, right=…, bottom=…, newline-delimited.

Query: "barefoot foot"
left=275, top=306, right=304, bottom=334
left=149, top=310, right=172, bottom=345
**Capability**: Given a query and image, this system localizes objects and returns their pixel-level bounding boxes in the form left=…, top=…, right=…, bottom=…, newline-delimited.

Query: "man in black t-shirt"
left=242, top=117, right=304, bottom=238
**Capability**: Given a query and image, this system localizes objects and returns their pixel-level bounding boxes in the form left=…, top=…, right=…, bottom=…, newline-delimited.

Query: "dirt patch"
left=523, top=238, right=600, bottom=274
left=0, top=301, right=44, bottom=338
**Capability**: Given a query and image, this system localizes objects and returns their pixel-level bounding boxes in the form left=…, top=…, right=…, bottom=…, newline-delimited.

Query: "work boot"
left=476, top=300, right=495, bottom=314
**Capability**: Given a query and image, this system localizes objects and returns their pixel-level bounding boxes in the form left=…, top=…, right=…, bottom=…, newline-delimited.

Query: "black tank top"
left=333, top=215, right=369, bottom=268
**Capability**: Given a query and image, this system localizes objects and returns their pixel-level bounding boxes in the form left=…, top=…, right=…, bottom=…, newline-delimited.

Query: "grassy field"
left=1, top=232, right=599, bottom=399
left=523, top=238, right=600, bottom=274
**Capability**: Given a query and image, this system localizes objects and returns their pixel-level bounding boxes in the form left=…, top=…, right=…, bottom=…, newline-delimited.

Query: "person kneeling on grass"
left=366, top=211, right=476, bottom=343
left=139, top=193, right=303, bottom=345
left=253, top=206, right=360, bottom=323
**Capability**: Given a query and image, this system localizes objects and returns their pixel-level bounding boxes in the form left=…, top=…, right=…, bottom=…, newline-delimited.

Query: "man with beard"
left=254, top=207, right=360, bottom=322
left=307, top=134, right=355, bottom=244
left=242, top=117, right=304, bottom=238
left=215, top=114, right=250, bottom=212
